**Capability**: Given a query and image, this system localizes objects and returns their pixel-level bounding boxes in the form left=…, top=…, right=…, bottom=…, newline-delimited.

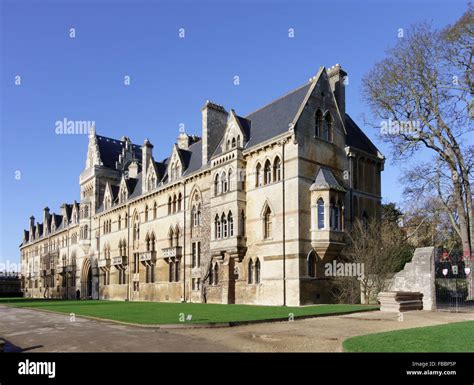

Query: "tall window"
left=228, top=211, right=234, bottom=237
left=168, top=196, right=172, bottom=214
left=144, top=205, right=149, bottom=222
left=240, top=210, right=246, bottom=236
left=330, top=201, right=342, bottom=231
left=263, top=206, right=272, bottom=239
left=177, top=193, right=182, bottom=212
left=215, top=215, right=221, bottom=239
left=322, top=112, right=333, bottom=141
left=222, top=213, right=228, bottom=238
left=192, top=242, right=201, bottom=268
left=248, top=260, right=254, bottom=284
left=264, top=160, right=272, bottom=185
left=227, top=168, right=233, bottom=191
left=231, top=137, right=236, bottom=148
left=255, top=258, right=261, bottom=284
left=307, top=252, right=316, bottom=278
left=317, top=198, right=325, bottom=229
left=255, top=163, right=262, bottom=187
left=273, top=157, right=281, bottom=182
left=153, top=202, right=157, bottom=219
left=221, top=171, right=228, bottom=193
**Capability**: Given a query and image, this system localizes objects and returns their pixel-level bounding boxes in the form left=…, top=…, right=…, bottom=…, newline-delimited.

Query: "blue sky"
left=0, top=0, right=469, bottom=266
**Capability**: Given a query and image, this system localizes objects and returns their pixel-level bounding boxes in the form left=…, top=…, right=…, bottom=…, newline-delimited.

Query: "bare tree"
left=335, top=214, right=412, bottom=304
left=362, top=6, right=474, bottom=257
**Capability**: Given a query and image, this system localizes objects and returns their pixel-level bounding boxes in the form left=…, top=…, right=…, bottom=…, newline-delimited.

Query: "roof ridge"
left=245, top=82, right=311, bottom=118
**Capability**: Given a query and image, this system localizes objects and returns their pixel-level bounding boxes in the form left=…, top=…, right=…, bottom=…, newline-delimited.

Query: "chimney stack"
left=328, top=64, right=347, bottom=121
left=142, top=138, right=153, bottom=192
left=201, top=101, right=228, bottom=165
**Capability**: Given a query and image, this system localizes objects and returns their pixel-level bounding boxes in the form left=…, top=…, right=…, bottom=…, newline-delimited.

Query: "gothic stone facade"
left=20, top=65, right=384, bottom=306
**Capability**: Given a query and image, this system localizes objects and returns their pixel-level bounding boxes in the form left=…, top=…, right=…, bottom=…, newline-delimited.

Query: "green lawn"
left=0, top=298, right=377, bottom=325
left=343, top=321, right=474, bottom=352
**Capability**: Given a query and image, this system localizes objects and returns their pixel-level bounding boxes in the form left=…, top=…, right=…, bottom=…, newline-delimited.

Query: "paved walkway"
left=1, top=305, right=473, bottom=352
left=0, top=305, right=233, bottom=352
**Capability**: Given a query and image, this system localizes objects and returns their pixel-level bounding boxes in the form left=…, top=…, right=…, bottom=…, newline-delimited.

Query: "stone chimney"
left=327, top=64, right=347, bottom=121
left=29, top=216, right=35, bottom=240
left=201, top=101, right=228, bottom=165
left=142, top=138, right=153, bottom=191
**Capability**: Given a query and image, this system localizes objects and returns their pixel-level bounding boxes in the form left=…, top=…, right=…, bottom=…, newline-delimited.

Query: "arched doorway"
left=81, top=258, right=93, bottom=299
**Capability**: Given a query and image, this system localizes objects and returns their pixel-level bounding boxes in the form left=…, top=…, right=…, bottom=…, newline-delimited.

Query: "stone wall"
left=388, top=247, right=436, bottom=310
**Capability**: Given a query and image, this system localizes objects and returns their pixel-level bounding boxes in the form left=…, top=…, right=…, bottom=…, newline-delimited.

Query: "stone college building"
left=20, top=65, right=384, bottom=306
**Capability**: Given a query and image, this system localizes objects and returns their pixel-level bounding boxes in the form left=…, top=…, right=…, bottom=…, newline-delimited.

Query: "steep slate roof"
left=310, top=167, right=346, bottom=192
left=345, top=114, right=380, bottom=156
left=96, top=135, right=142, bottom=168
left=182, top=140, right=203, bottom=176
left=244, top=83, right=312, bottom=148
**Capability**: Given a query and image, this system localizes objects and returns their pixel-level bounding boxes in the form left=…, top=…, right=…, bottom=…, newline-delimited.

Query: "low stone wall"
left=387, top=247, right=436, bottom=310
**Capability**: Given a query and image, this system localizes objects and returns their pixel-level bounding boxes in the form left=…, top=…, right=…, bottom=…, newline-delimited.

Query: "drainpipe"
left=183, top=181, right=186, bottom=302
left=97, top=215, right=100, bottom=300
left=282, top=139, right=287, bottom=306
left=127, top=203, right=131, bottom=301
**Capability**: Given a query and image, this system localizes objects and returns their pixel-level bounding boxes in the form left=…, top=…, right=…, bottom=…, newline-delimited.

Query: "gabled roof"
left=244, top=83, right=312, bottom=148
left=310, top=167, right=346, bottom=192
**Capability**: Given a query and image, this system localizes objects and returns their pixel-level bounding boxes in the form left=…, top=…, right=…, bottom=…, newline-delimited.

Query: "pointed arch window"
left=263, top=205, right=272, bottom=239
left=255, top=163, right=262, bottom=187
left=221, top=171, right=228, bottom=193
left=227, top=168, right=233, bottom=191
left=255, top=258, right=261, bottom=284
left=222, top=213, right=228, bottom=238
left=307, top=252, right=316, bottom=278
left=231, top=137, right=236, bottom=148
left=228, top=211, right=234, bottom=237
left=215, top=215, right=221, bottom=239
left=240, top=210, right=246, bottom=236
left=273, top=157, right=281, bottom=182
left=264, top=160, right=272, bottom=185
left=177, top=193, right=182, bottom=212
left=153, top=202, right=157, bottom=219
left=323, top=112, right=333, bottom=141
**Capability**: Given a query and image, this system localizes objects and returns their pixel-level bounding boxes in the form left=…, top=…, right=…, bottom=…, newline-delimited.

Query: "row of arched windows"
left=145, top=232, right=156, bottom=252
left=168, top=226, right=181, bottom=247
left=225, top=135, right=241, bottom=151
left=248, top=258, right=261, bottom=284
left=214, top=211, right=234, bottom=239
left=168, top=193, right=183, bottom=214
left=315, top=110, right=333, bottom=142
left=214, top=168, right=233, bottom=195
left=255, top=157, right=281, bottom=187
